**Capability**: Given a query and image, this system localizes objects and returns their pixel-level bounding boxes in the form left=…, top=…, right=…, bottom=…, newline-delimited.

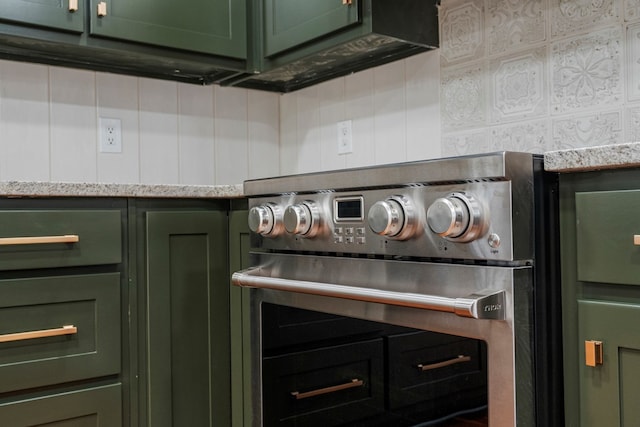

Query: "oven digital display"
left=334, top=197, right=364, bottom=222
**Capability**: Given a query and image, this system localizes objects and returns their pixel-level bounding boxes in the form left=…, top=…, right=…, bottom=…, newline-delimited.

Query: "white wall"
left=0, top=60, right=280, bottom=185
left=281, top=0, right=640, bottom=174
left=279, top=51, right=442, bottom=176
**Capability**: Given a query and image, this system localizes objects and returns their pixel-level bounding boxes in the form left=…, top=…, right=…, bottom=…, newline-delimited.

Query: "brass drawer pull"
left=418, top=354, right=472, bottom=371
left=585, top=340, right=604, bottom=367
left=68, top=0, right=78, bottom=12
left=97, top=1, right=107, bottom=16
left=0, top=234, right=79, bottom=246
left=0, top=325, right=78, bottom=343
left=634, top=235, right=640, bottom=246
left=290, top=378, right=364, bottom=400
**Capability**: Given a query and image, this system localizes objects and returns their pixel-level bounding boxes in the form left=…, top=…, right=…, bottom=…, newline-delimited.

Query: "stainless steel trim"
left=238, top=252, right=531, bottom=427
left=233, top=268, right=505, bottom=320
left=243, top=151, right=533, bottom=196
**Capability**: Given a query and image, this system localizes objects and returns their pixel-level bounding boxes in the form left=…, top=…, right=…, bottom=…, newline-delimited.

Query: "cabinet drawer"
left=0, top=383, right=121, bottom=426
left=0, top=210, right=121, bottom=270
left=263, top=339, right=384, bottom=426
left=387, top=331, right=487, bottom=410
left=575, top=190, right=640, bottom=285
left=0, top=273, right=121, bottom=393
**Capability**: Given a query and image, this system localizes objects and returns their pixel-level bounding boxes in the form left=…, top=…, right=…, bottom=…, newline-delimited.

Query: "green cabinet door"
left=0, top=0, right=83, bottom=33
left=264, top=0, right=359, bottom=57
left=575, top=190, right=640, bottom=286
left=144, top=210, right=230, bottom=427
left=578, top=300, right=640, bottom=426
left=89, top=0, right=246, bottom=58
left=229, top=208, right=251, bottom=427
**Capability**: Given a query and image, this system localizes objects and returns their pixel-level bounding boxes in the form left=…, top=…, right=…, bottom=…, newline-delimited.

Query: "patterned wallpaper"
left=439, top=0, right=640, bottom=156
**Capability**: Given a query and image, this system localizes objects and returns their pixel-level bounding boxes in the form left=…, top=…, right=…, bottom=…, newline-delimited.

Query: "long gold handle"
left=585, top=340, right=603, bottom=367
left=0, top=325, right=77, bottom=343
left=291, top=379, right=363, bottom=400
left=418, top=354, right=472, bottom=371
left=68, top=0, right=78, bottom=12
left=0, top=234, right=79, bottom=246
left=634, top=235, right=640, bottom=246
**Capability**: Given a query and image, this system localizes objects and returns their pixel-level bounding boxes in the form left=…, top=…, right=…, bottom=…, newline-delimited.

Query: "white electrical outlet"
left=99, top=117, right=122, bottom=153
left=337, top=120, right=353, bottom=154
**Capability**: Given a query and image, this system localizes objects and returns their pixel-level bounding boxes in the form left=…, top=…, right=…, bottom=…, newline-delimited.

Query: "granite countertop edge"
left=0, top=182, right=245, bottom=199
left=544, top=142, right=640, bottom=172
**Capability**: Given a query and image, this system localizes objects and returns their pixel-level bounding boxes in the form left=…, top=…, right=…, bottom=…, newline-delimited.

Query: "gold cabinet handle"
left=417, top=354, right=472, bottom=371
left=68, top=0, right=78, bottom=12
left=97, top=1, right=107, bottom=17
left=0, top=234, right=79, bottom=246
left=634, top=235, right=640, bottom=246
left=342, top=0, right=353, bottom=4
left=290, top=378, right=363, bottom=400
left=0, top=325, right=77, bottom=343
left=585, top=340, right=603, bottom=367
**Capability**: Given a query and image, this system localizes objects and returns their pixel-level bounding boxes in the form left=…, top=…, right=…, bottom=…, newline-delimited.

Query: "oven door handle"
left=232, top=268, right=505, bottom=320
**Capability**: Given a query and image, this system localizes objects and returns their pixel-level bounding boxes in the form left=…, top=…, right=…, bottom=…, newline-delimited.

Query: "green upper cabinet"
left=89, top=0, right=246, bottom=59
left=241, top=0, right=439, bottom=92
left=264, top=0, right=359, bottom=57
left=0, top=0, right=438, bottom=89
left=0, top=0, right=84, bottom=33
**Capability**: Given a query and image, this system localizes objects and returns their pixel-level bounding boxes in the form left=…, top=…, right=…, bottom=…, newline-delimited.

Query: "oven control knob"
left=248, top=204, right=283, bottom=237
left=368, top=196, right=416, bottom=240
left=426, top=192, right=486, bottom=242
left=283, top=202, right=320, bottom=237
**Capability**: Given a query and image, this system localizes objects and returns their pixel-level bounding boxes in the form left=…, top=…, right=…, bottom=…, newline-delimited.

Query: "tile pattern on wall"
left=440, top=0, right=485, bottom=66
left=0, top=60, right=279, bottom=185
left=626, top=104, right=640, bottom=141
left=440, top=0, right=640, bottom=155
left=441, top=62, right=487, bottom=132
left=486, top=0, right=546, bottom=56
left=550, top=0, right=618, bottom=38
left=551, top=27, right=622, bottom=114
left=490, top=47, right=547, bottom=123
left=628, top=23, right=640, bottom=101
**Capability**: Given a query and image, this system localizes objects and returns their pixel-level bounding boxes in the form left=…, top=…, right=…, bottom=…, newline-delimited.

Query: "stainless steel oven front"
left=232, top=152, right=563, bottom=427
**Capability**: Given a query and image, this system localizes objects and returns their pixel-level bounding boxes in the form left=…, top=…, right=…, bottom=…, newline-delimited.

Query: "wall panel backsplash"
left=280, top=0, right=640, bottom=173
left=0, top=60, right=279, bottom=185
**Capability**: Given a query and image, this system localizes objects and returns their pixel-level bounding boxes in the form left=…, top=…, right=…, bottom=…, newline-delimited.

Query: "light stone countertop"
left=544, top=142, right=640, bottom=172
left=0, top=181, right=244, bottom=199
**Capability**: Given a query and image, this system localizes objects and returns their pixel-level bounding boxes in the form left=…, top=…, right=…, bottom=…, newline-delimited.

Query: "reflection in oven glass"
left=261, top=304, right=488, bottom=427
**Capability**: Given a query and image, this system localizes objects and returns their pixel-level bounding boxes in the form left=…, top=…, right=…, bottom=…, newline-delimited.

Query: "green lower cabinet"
left=560, top=169, right=640, bottom=426
left=578, top=300, right=640, bottom=426
left=0, top=382, right=122, bottom=426
left=229, top=208, right=251, bottom=427
left=139, top=206, right=230, bottom=427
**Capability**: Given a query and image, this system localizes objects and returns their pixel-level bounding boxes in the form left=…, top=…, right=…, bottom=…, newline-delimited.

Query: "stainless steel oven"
left=232, top=152, right=562, bottom=426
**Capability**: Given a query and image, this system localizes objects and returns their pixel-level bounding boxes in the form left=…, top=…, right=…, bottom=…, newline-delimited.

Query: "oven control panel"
left=248, top=180, right=530, bottom=262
